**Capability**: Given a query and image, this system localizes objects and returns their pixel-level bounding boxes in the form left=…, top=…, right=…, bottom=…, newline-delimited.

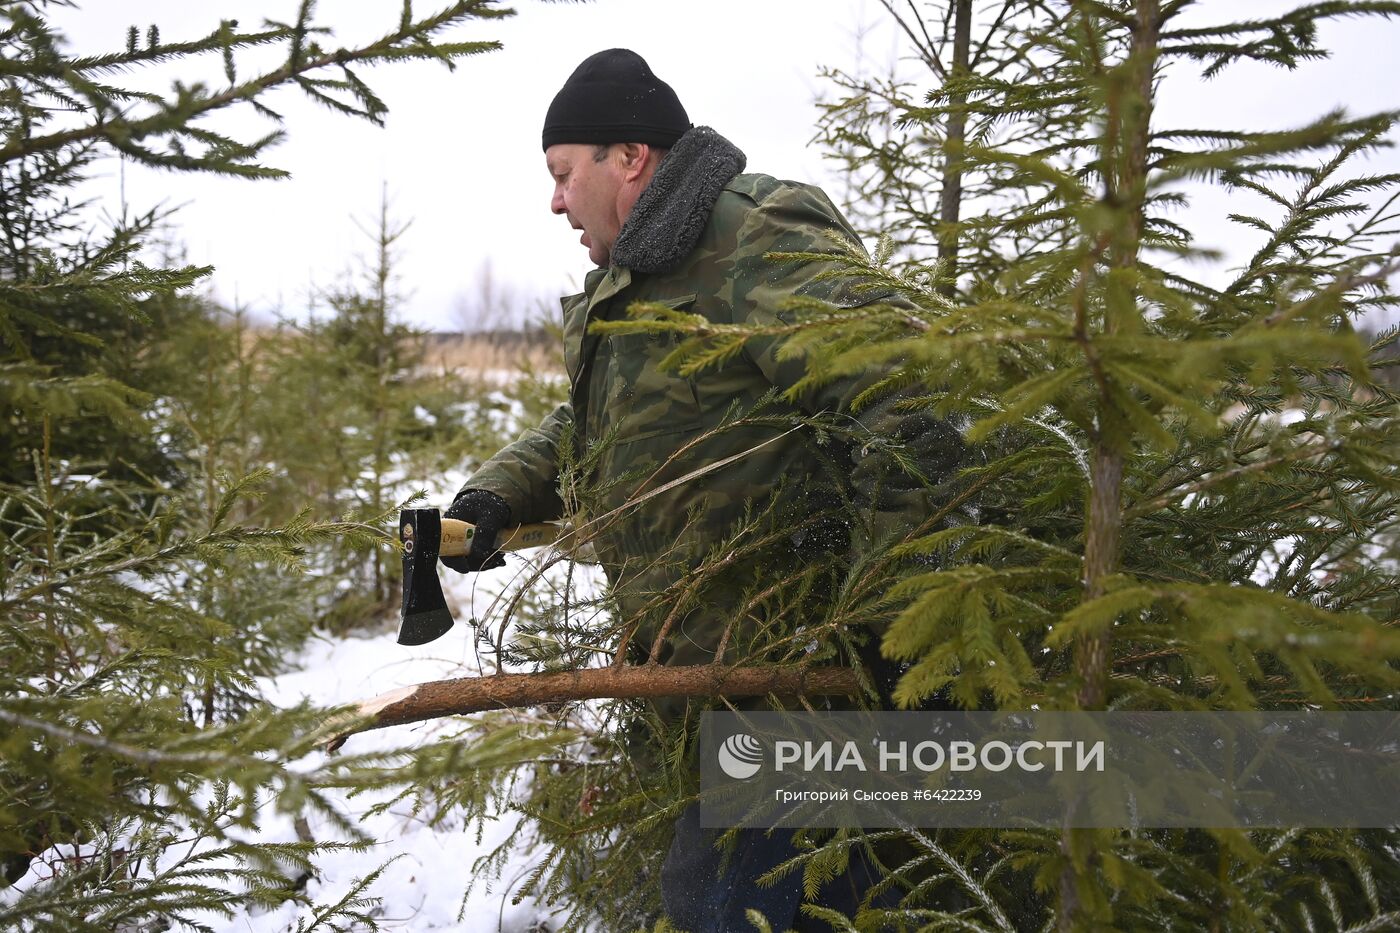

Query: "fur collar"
left=611, top=126, right=746, bottom=275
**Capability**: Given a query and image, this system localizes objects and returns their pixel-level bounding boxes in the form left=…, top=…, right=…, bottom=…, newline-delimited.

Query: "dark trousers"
left=660, top=804, right=899, bottom=933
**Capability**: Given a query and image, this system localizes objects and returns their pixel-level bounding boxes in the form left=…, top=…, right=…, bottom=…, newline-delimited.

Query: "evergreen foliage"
left=801, top=2, right=1400, bottom=929
left=0, top=3, right=568, bottom=929
left=470, top=2, right=1400, bottom=931
left=6, top=0, right=1394, bottom=930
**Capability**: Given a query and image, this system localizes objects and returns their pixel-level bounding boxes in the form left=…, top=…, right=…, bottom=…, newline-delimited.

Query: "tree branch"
left=0, top=2, right=501, bottom=165
left=326, top=663, right=864, bottom=751
left=877, top=0, right=947, bottom=79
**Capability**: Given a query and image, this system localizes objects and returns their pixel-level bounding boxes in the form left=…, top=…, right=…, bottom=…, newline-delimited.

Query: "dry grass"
left=238, top=325, right=565, bottom=383
left=422, top=332, right=564, bottom=382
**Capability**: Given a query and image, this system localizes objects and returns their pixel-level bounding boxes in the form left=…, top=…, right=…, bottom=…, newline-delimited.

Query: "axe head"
left=397, top=508, right=455, bottom=646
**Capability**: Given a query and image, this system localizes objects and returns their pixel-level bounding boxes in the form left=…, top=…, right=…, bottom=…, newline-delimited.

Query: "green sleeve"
left=730, top=183, right=967, bottom=544
left=460, top=402, right=572, bottom=524
left=730, top=181, right=892, bottom=415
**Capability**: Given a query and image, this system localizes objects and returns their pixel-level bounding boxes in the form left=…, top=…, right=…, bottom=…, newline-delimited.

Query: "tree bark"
left=1075, top=447, right=1124, bottom=710
left=936, top=0, right=974, bottom=298
left=1060, top=2, right=1159, bottom=929
left=326, top=663, right=863, bottom=751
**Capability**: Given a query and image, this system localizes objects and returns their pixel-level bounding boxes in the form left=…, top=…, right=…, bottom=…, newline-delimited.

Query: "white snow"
left=194, top=553, right=605, bottom=932
left=169, top=624, right=547, bottom=932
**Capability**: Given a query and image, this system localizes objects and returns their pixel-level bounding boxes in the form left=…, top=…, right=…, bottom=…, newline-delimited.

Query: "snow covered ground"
left=202, top=384, right=595, bottom=931
left=199, top=554, right=606, bottom=933
left=3, top=553, right=590, bottom=932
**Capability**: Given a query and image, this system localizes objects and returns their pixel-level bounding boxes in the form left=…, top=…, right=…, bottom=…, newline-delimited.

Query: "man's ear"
left=618, top=142, right=651, bottom=181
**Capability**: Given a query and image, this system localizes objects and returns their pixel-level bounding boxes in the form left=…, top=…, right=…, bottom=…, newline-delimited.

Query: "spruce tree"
left=246, top=187, right=533, bottom=633
left=251, top=192, right=433, bottom=630
left=817, top=0, right=1085, bottom=297
left=791, top=2, right=1400, bottom=929
left=0, top=3, right=563, bottom=929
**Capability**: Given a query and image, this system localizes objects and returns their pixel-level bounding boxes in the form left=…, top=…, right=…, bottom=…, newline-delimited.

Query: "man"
left=444, top=49, right=960, bottom=932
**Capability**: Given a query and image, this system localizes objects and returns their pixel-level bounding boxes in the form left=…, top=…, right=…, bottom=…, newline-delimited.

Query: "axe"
left=398, top=508, right=563, bottom=646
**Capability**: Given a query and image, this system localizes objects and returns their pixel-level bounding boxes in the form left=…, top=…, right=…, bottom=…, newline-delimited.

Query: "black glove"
left=789, top=509, right=852, bottom=564
left=852, top=410, right=967, bottom=507
left=441, top=488, right=511, bottom=573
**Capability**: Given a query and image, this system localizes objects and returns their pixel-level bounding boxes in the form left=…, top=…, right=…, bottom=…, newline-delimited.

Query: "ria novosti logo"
left=718, top=733, right=764, bottom=780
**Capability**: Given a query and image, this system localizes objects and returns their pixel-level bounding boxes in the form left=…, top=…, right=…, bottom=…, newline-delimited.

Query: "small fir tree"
left=794, top=2, right=1400, bottom=929
left=0, top=3, right=565, bottom=930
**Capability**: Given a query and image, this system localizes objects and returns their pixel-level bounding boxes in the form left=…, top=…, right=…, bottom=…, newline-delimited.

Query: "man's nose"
left=551, top=187, right=566, bottom=215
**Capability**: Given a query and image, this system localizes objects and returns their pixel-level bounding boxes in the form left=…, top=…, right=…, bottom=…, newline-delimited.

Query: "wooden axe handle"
left=437, top=518, right=565, bottom=556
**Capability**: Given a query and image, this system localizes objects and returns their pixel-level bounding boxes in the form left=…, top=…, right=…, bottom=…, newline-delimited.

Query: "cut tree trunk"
left=327, top=663, right=863, bottom=751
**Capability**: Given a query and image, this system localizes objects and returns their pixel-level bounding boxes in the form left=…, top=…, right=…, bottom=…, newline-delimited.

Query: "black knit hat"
left=541, top=49, right=691, bottom=152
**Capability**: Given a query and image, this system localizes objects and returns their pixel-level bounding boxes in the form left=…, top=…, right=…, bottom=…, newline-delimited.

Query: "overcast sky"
left=52, top=1, right=1400, bottom=331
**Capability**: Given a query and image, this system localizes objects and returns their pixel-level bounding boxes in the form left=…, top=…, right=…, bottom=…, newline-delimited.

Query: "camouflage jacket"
left=463, top=128, right=950, bottom=667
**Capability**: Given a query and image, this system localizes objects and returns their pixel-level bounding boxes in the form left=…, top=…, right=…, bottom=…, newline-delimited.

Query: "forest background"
left=3, top=1, right=1400, bottom=932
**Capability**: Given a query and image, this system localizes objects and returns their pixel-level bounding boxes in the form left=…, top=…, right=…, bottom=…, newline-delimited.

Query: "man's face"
left=546, top=143, right=625, bottom=268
